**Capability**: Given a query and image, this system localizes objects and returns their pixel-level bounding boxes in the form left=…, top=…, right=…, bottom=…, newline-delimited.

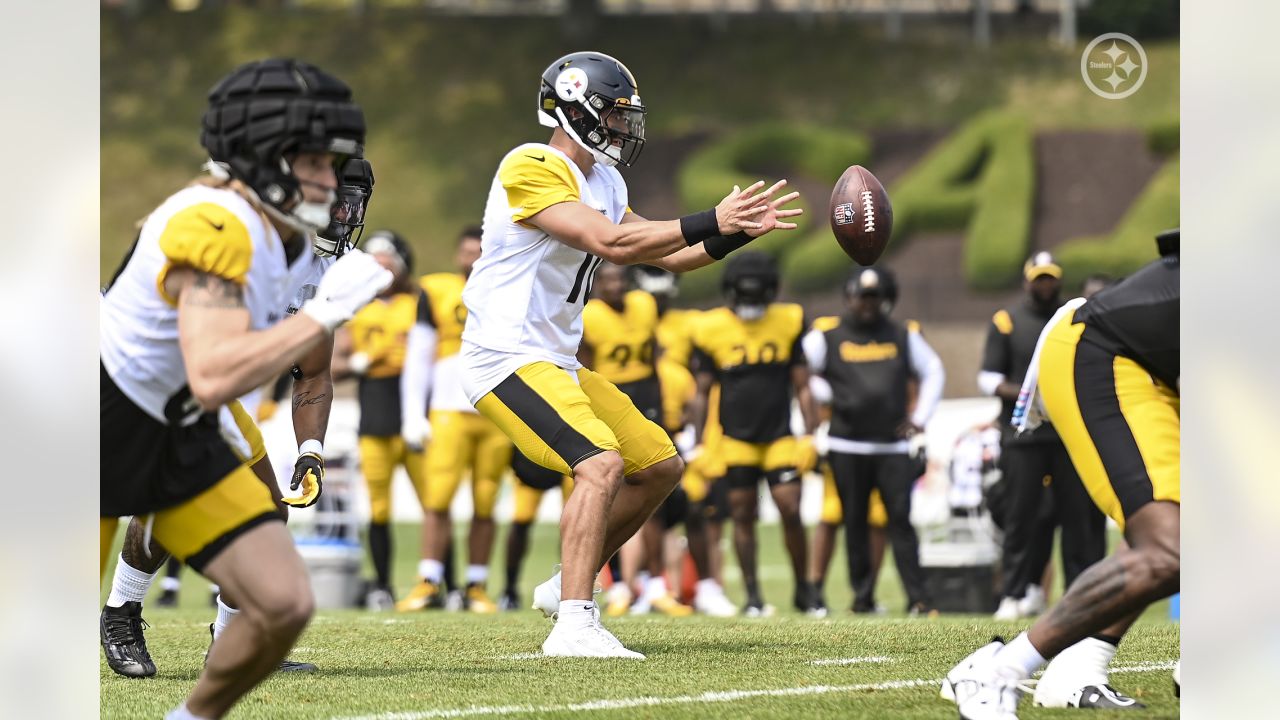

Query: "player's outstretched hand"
left=714, top=180, right=803, bottom=238
left=301, top=249, right=394, bottom=332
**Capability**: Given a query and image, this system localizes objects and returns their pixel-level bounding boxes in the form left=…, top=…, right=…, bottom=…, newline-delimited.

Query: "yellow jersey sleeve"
left=157, top=202, right=253, bottom=285
left=499, top=150, right=580, bottom=225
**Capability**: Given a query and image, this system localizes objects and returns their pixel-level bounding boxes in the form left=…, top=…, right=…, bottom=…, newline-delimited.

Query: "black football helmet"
left=362, top=229, right=413, bottom=276
left=845, top=266, right=899, bottom=314
left=317, top=157, right=374, bottom=257
left=722, top=251, right=779, bottom=320
left=538, top=51, right=646, bottom=167
left=201, top=58, right=365, bottom=241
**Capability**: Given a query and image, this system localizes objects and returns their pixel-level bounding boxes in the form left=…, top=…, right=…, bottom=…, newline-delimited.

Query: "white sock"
left=997, top=632, right=1048, bottom=679
left=106, top=555, right=158, bottom=608
left=165, top=704, right=211, bottom=720
left=466, top=564, right=489, bottom=586
left=419, top=559, right=444, bottom=584
left=635, top=571, right=651, bottom=591
left=557, top=600, right=596, bottom=631
left=160, top=576, right=181, bottom=592
left=696, top=578, right=722, bottom=596
left=1047, top=637, right=1117, bottom=683
left=644, top=575, right=668, bottom=600
left=212, top=595, right=239, bottom=641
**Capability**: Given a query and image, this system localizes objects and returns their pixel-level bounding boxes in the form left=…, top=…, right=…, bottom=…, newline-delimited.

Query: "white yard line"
left=809, top=656, right=893, bottom=666
left=330, top=659, right=1176, bottom=720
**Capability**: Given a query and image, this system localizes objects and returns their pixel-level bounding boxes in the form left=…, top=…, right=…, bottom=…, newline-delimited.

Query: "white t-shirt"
left=101, top=184, right=330, bottom=424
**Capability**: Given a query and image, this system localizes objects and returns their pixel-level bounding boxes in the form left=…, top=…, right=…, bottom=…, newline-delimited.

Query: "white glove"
left=814, top=423, right=830, bottom=458
left=301, top=249, right=394, bottom=332
left=402, top=415, right=433, bottom=453
left=348, top=352, right=371, bottom=376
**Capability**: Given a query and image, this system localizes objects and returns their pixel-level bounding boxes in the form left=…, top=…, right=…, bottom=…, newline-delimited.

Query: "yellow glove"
left=284, top=449, right=324, bottom=508
left=793, top=435, right=818, bottom=476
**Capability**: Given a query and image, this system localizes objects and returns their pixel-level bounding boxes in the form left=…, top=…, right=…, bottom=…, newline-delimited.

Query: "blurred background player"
left=803, top=266, right=942, bottom=615
left=1080, top=272, right=1114, bottom=300
left=979, top=252, right=1105, bottom=620
left=500, top=451, right=572, bottom=610
left=691, top=251, right=820, bottom=616
left=580, top=263, right=693, bottom=617
left=99, top=58, right=387, bottom=720
left=398, top=226, right=511, bottom=613
left=950, top=231, right=1178, bottom=717
left=100, top=152, right=376, bottom=679
left=330, top=230, right=425, bottom=610
left=633, top=265, right=737, bottom=617
left=805, top=374, right=890, bottom=618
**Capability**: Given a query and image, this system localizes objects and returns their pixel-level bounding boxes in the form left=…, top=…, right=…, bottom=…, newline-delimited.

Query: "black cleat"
left=156, top=589, right=179, bottom=608
left=206, top=623, right=318, bottom=673
left=100, top=602, right=156, bottom=678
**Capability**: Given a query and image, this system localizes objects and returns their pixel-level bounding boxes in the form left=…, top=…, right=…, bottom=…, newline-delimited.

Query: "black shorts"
left=511, top=449, right=564, bottom=491
left=616, top=377, right=664, bottom=428
left=100, top=363, right=242, bottom=518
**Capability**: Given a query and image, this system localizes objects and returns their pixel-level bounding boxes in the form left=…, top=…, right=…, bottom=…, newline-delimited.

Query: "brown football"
left=829, top=165, right=893, bottom=266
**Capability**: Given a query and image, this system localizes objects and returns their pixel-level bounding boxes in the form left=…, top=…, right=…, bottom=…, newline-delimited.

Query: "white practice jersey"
left=460, top=142, right=629, bottom=403
left=101, top=184, right=331, bottom=424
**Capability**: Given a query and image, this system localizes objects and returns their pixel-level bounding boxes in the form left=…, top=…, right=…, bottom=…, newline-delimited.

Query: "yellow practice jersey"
left=692, top=303, right=806, bottom=443
left=581, top=290, right=659, bottom=384
left=349, top=292, right=419, bottom=379
left=418, top=272, right=467, bottom=360
left=656, top=307, right=700, bottom=370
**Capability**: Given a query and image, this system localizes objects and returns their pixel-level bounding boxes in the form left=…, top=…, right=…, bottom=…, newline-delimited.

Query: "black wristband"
left=679, top=208, right=719, bottom=246
left=704, top=231, right=752, bottom=260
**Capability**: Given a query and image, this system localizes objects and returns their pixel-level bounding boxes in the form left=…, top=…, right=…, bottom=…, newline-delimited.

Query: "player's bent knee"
left=574, top=451, right=624, bottom=487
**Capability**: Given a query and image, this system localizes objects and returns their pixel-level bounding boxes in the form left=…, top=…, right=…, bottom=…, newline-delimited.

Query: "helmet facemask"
left=316, top=157, right=374, bottom=257
left=728, top=277, right=776, bottom=321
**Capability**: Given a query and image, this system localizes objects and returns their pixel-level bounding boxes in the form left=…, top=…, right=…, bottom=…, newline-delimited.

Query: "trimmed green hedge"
left=782, top=112, right=1035, bottom=292
left=1056, top=158, right=1179, bottom=289
left=675, top=123, right=871, bottom=299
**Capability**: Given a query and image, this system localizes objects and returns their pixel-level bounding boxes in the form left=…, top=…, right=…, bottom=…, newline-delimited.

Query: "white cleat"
left=1017, top=585, right=1046, bottom=617
left=993, top=596, right=1022, bottom=621
left=541, top=622, right=645, bottom=659
left=942, top=639, right=1004, bottom=703
left=953, top=659, right=1023, bottom=720
left=1034, top=656, right=1143, bottom=708
left=531, top=572, right=562, bottom=618
left=693, top=583, right=738, bottom=618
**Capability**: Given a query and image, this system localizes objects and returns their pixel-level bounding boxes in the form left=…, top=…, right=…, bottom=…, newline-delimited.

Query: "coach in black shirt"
left=804, top=267, right=943, bottom=614
left=979, top=252, right=1105, bottom=618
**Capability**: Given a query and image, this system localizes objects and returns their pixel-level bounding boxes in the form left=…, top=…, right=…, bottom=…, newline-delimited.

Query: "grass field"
left=101, top=523, right=1179, bottom=718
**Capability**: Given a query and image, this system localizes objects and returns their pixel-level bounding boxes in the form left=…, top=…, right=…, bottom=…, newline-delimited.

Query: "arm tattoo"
left=293, top=391, right=329, bottom=411
left=185, top=272, right=246, bottom=309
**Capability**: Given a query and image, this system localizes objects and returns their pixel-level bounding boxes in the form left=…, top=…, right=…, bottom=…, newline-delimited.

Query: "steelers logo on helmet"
left=317, top=157, right=375, bottom=257
left=201, top=58, right=366, bottom=249
left=722, top=251, right=779, bottom=321
left=538, top=51, right=647, bottom=168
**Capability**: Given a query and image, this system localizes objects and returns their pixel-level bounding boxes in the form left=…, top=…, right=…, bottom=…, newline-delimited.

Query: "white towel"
left=1013, top=297, right=1087, bottom=435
